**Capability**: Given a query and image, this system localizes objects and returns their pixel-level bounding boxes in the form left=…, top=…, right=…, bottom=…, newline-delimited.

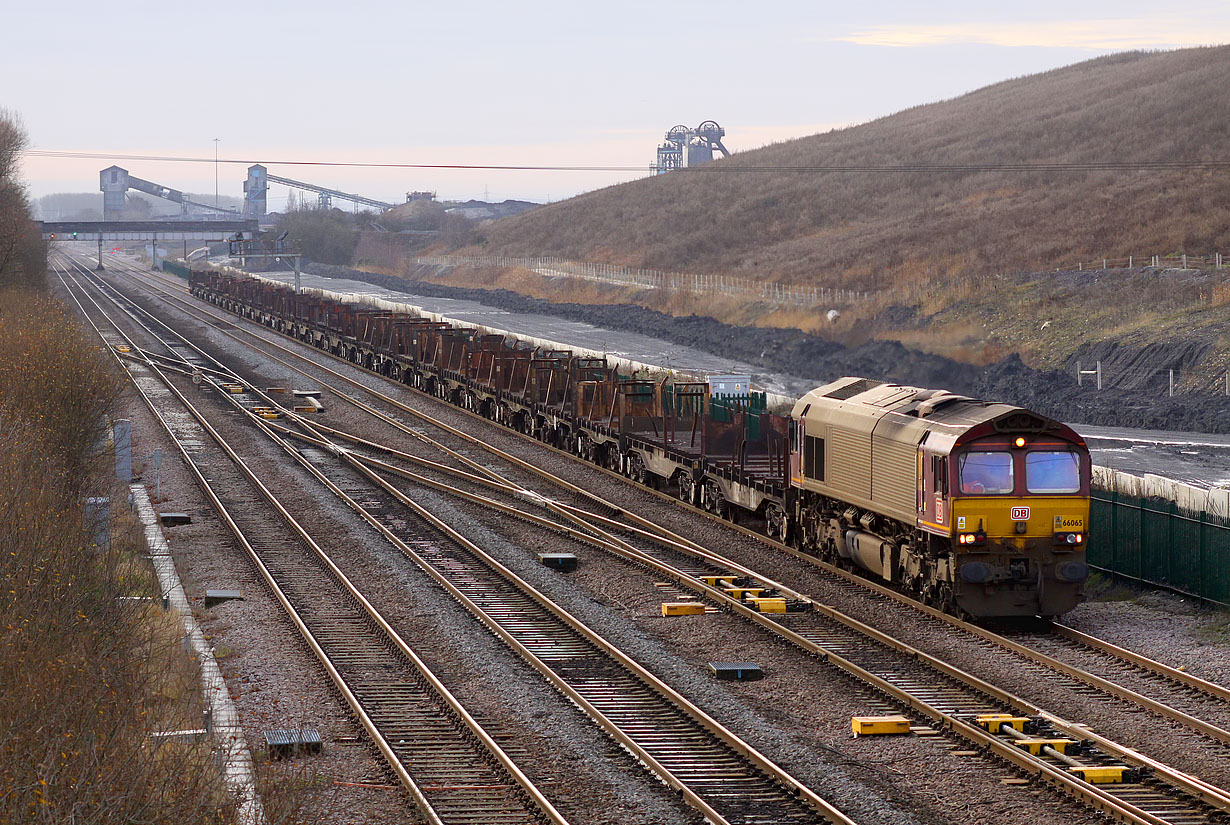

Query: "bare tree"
left=0, top=109, right=44, bottom=288
left=0, top=108, right=25, bottom=182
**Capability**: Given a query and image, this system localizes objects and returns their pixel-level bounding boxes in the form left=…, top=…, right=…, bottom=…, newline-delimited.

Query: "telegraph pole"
left=213, top=138, right=220, bottom=208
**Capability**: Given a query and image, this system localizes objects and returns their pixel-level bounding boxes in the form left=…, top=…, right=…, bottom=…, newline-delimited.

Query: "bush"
left=0, top=288, right=244, bottom=822
left=0, top=291, right=123, bottom=487
left=279, top=208, right=359, bottom=266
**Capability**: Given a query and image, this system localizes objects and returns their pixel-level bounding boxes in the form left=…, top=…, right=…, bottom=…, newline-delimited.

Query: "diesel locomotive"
left=191, top=271, right=1090, bottom=619
left=791, top=377, right=1089, bottom=618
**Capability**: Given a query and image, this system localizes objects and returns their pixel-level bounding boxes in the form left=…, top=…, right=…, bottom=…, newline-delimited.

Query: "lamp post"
left=213, top=138, right=220, bottom=208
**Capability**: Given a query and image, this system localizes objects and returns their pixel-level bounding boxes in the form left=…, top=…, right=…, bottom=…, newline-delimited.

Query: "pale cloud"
left=834, top=18, right=1230, bottom=50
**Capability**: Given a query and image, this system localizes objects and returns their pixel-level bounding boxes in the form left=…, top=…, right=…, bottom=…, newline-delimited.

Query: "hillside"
left=476, top=47, right=1230, bottom=289
left=359, top=46, right=1228, bottom=393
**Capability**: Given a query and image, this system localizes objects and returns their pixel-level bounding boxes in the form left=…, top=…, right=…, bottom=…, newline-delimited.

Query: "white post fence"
left=1076, top=360, right=1102, bottom=390
left=411, top=249, right=1226, bottom=310
left=412, top=254, right=871, bottom=307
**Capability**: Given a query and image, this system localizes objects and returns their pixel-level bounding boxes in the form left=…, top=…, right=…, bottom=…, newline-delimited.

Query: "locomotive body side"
left=790, top=377, right=1090, bottom=618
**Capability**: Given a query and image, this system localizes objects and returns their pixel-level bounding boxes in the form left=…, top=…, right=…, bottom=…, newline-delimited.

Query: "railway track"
left=79, top=251, right=1230, bottom=824
left=52, top=258, right=570, bottom=825
left=56, top=252, right=854, bottom=825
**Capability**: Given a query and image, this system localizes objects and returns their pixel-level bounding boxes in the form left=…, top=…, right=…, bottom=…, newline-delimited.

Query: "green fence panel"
left=1171, top=508, right=1203, bottom=598
left=709, top=394, right=766, bottom=440
left=1204, top=519, right=1230, bottom=605
left=1088, top=493, right=1114, bottom=569
left=1090, top=488, right=1230, bottom=608
left=160, top=260, right=191, bottom=279
left=1141, top=499, right=1173, bottom=587
left=1117, top=495, right=1144, bottom=583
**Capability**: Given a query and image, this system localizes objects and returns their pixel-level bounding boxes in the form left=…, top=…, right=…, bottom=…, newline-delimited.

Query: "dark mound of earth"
left=306, top=263, right=1230, bottom=434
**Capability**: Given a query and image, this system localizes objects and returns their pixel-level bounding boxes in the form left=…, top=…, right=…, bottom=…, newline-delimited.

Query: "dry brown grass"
left=464, top=46, right=1230, bottom=314
left=0, top=289, right=247, bottom=824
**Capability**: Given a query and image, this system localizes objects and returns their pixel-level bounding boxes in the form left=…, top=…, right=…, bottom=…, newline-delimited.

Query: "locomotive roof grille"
left=824, top=378, right=884, bottom=400
left=993, top=412, right=1049, bottom=433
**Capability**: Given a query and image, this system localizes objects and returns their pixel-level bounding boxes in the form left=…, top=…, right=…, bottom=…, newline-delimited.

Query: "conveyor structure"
left=101, top=166, right=239, bottom=220
left=243, top=164, right=394, bottom=217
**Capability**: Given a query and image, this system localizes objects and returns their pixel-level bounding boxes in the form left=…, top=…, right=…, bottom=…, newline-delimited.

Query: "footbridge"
left=38, top=219, right=260, bottom=270
left=38, top=220, right=258, bottom=241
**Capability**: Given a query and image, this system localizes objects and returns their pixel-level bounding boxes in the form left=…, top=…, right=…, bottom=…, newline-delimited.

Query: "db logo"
left=1010, top=506, right=1030, bottom=521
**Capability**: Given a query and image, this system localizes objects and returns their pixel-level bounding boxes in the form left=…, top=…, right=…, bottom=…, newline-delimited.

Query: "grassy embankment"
left=355, top=230, right=1230, bottom=391
left=0, top=291, right=246, bottom=822
left=367, top=46, right=1230, bottom=381
left=0, top=107, right=293, bottom=823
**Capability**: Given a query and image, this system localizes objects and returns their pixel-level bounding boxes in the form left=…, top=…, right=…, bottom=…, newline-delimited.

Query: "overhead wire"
left=22, top=148, right=1230, bottom=174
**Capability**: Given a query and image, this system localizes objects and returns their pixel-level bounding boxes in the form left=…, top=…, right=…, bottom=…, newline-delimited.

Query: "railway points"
left=53, top=257, right=570, bottom=825
left=57, top=248, right=1230, bottom=821
left=55, top=251, right=855, bottom=825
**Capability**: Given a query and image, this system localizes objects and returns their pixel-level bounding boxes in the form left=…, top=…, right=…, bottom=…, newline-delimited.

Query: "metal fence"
left=1059, top=253, right=1225, bottom=272
left=414, top=255, right=870, bottom=307
left=1088, top=490, right=1230, bottom=608
left=414, top=251, right=1226, bottom=309
left=160, top=259, right=191, bottom=279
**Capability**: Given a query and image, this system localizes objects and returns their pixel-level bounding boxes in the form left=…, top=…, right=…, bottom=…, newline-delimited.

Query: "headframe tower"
left=652, top=121, right=730, bottom=174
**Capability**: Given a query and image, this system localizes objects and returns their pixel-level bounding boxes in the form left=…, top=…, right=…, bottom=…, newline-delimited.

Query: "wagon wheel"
left=703, top=480, right=726, bottom=517
left=607, top=447, right=623, bottom=473
left=765, top=503, right=788, bottom=543
left=677, top=474, right=695, bottom=505
left=627, top=452, right=647, bottom=485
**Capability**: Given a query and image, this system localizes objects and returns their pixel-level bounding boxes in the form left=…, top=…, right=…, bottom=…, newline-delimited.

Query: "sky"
left=6, top=0, right=1230, bottom=211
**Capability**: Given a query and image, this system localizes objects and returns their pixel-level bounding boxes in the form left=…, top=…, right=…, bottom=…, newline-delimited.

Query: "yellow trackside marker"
left=1013, top=738, right=1075, bottom=755
left=852, top=716, right=911, bottom=736
left=975, top=713, right=1031, bottom=732
left=661, top=602, right=707, bottom=616
left=747, top=597, right=787, bottom=613
left=1068, top=766, right=1128, bottom=784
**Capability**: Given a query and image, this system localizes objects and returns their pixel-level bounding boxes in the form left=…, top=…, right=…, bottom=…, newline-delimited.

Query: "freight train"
left=190, top=271, right=1091, bottom=619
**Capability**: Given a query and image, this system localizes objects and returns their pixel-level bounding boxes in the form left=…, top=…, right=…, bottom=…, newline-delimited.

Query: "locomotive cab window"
left=959, top=451, right=1014, bottom=495
left=1026, top=450, right=1081, bottom=493
left=804, top=435, right=825, bottom=480
left=931, top=456, right=948, bottom=496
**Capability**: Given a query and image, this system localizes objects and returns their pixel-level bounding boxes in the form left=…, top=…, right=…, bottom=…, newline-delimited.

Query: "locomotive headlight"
left=1053, top=531, right=1085, bottom=547
left=1013, top=436, right=1027, bottom=448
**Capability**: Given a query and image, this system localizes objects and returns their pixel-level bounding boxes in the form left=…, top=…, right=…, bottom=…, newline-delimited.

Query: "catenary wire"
left=23, top=148, right=1230, bottom=173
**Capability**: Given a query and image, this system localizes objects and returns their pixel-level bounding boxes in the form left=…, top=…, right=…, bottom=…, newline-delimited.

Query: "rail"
left=112, top=254, right=1230, bottom=825
left=53, top=254, right=569, bottom=825
left=73, top=253, right=854, bottom=825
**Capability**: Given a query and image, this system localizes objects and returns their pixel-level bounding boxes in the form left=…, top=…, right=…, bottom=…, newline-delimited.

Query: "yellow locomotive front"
left=935, top=424, right=1091, bottom=617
